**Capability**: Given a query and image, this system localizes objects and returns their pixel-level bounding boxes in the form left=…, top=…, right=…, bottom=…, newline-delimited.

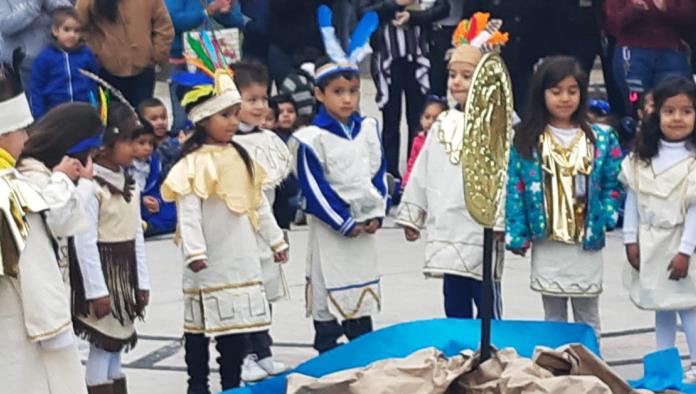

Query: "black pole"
left=480, top=227, right=494, bottom=362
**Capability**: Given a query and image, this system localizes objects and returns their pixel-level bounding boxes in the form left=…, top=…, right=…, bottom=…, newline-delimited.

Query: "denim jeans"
left=612, top=46, right=691, bottom=116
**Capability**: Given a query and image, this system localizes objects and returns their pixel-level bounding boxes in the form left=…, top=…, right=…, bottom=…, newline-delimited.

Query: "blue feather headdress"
left=315, top=5, right=378, bottom=84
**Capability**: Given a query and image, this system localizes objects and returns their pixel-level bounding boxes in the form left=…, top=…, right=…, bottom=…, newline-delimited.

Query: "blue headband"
left=315, top=64, right=360, bottom=84
left=66, top=129, right=104, bottom=155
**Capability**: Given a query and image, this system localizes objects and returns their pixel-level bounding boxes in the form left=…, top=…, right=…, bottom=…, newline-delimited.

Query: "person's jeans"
left=428, top=26, right=456, bottom=97
left=100, top=68, right=155, bottom=108
left=612, top=46, right=691, bottom=116
left=442, top=274, right=502, bottom=320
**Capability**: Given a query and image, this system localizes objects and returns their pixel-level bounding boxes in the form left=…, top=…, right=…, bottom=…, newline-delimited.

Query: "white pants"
left=656, top=309, right=696, bottom=364
left=85, top=344, right=123, bottom=386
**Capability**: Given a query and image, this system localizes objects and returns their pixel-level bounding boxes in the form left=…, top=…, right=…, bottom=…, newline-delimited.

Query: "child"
left=290, top=5, right=384, bottom=353
left=131, top=121, right=177, bottom=237
left=271, top=93, right=299, bottom=139
left=505, top=55, right=624, bottom=339
left=71, top=101, right=151, bottom=394
left=230, top=61, right=292, bottom=381
left=30, top=6, right=99, bottom=119
left=0, top=52, right=87, bottom=394
left=262, top=107, right=277, bottom=130
left=620, top=77, right=696, bottom=383
left=162, top=69, right=289, bottom=393
left=400, top=95, right=447, bottom=191
left=396, top=15, right=507, bottom=319
left=278, top=46, right=321, bottom=126
left=138, top=98, right=182, bottom=178
left=270, top=94, right=301, bottom=229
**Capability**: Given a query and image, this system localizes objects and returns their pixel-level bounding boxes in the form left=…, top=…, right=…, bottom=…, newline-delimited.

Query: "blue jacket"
left=141, top=152, right=177, bottom=234
left=505, top=124, right=624, bottom=251
left=29, top=43, right=98, bottom=118
left=165, top=0, right=244, bottom=58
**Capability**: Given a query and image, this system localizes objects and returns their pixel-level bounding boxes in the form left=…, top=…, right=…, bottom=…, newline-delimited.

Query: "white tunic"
left=621, top=140, right=696, bottom=310
left=395, top=120, right=505, bottom=280
left=235, top=127, right=291, bottom=302
left=291, top=118, right=387, bottom=319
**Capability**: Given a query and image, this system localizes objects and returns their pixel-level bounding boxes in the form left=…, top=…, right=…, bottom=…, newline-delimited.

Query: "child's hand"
left=404, top=227, right=420, bottom=241
left=625, top=244, right=640, bottom=271
left=188, top=259, right=209, bottom=272
left=143, top=196, right=160, bottom=213
left=136, top=290, right=150, bottom=312
left=510, top=247, right=528, bottom=257
left=274, top=249, right=289, bottom=263
left=349, top=224, right=365, bottom=238
left=53, top=156, right=81, bottom=181
left=668, top=253, right=690, bottom=280
left=91, top=296, right=112, bottom=319
left=364, top=219, right=381, bottom=234
left=79, top=155, right=94, bottom=180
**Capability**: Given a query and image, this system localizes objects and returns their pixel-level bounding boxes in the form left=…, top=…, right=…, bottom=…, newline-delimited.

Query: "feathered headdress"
left=315, top=5, right=378, bottom=83
left=0, top=49, right=33, bottom=136
left=449, top=13, right=509, bottom=66
left=171, top=30, right=240, bottom=124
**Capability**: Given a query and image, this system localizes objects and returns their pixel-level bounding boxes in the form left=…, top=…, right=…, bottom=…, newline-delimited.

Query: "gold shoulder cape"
left=161, top=145, right=267, bottom=229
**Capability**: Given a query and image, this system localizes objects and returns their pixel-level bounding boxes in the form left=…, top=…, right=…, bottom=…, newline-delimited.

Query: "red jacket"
left=605, top=0, right=692, bottom=50
left=402, top=131, right=427, bottom=190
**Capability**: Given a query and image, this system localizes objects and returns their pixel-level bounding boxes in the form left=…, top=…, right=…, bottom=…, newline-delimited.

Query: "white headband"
left=189, top=89, right=242, bottom=124
left=0, top=94, right=33, bottom=135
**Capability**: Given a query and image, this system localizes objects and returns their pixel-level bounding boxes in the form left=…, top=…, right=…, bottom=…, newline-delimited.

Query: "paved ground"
left=100, top=78, right=693, bottom=393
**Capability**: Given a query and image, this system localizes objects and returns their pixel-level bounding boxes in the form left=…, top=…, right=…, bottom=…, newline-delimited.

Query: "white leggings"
left=656, top=309, right=696, bottom=364
left=85, top=344, right=123, bottom=386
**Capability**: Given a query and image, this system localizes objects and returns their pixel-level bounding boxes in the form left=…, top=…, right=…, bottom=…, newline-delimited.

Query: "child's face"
left=448, top=62, right=475, bottom=105
left=239, top=82, right=269, bottom=126
left=659, top=93, right=695, bottom=142
left=52, top=17, right=81, bottom=50
left=142, top=105, right=169, bottom=138
left=262, top=108, right=276, bottom=130
left=639, top=92, right=655, bottom=121
left=0, top=129, right=28, bottom=160
left=315, top=76, right=360, bottom=123
left=277, top=102, right=297, bottom=130
left=202, top=104, right=241, bottom=144
left=133, top=134, right=155, bottom=161
left=544, top=76, right=581, bottom=124
left=108, top=139, right=136, bottom=167
left=420, top=103, right=444, bottom=133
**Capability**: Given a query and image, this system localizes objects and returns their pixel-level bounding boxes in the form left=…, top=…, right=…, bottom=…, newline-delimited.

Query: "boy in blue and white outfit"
left=289, top=5, right=384, bottom=354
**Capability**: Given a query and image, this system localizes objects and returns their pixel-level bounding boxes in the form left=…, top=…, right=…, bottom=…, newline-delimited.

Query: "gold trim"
left=27, top=320, right=72, bottom=341
left=184, top=321, right=271, bottom=334
left=182, top=280, right=263, bottom=295
left=328, top=287, right=381, bottom=320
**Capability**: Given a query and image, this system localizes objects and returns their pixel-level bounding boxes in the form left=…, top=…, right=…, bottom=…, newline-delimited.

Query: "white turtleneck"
left=548, top=124, right=580, bottom=148
left=623, top=139, right=696, bottom=255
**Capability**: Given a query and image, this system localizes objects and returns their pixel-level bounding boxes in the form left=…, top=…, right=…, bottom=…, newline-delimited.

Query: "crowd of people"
left=1, top=1, right=696, bottom=394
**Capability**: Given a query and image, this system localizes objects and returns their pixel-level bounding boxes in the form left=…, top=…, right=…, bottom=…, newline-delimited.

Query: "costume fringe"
left=73, top=318, right=138, bottom=352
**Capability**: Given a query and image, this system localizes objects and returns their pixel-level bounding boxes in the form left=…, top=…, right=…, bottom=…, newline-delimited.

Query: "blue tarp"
left=227, top=318, right=599, bottom=394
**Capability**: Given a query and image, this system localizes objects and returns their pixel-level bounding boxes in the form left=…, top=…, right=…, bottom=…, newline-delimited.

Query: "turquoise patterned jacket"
left=505, top=125, right=624, bottom=251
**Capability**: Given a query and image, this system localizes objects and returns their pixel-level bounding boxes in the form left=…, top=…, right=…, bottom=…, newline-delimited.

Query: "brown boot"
left=87, top=382, right=114, bottom=394
left=113, top=377, right=127, bottom=394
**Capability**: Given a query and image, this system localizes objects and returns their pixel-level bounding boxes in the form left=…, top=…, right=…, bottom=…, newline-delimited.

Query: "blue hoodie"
left=29, top=43, right=98, bottom=118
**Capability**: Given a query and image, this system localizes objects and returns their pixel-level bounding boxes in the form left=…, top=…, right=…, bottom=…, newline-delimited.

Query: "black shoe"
left=313, top=319, right=343, bottom=353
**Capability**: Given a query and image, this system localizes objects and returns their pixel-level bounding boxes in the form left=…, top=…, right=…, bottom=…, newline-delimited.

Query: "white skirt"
left=530, top=240, right=603, bottom=297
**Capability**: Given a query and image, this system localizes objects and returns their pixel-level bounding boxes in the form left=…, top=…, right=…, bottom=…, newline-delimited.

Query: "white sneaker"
left=684, top=365, right=696, bottom=384
left=257, top=356, right=289, bottom=375
left=241, top=355, right=268, bottom=382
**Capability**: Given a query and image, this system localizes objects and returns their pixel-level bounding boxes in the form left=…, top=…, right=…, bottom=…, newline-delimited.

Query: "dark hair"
left=270, top=94, right=297, bottom=121
left=179, top=124, right=255, bottom=179
left=52, top=6, right=80, bottom=27
left=314, top=56, right=359, bottom=91
left=104, top=102, right=141, bottom=147
left=293, top=47, right=322, bottom=67
left=231, top=61, right=269, bottom=91
left=514, top=56, right=594, bottom=160
left=92, top=0, right=119, bottom=22
left=137, top=97, right=166, bottom=117
left=635, top=77, right=696, bottom=162
left=422, top=95, right=448, bottom=113
left=21, top=103, right=102, bottom=167
left=638, top=90, right=653, bottom=111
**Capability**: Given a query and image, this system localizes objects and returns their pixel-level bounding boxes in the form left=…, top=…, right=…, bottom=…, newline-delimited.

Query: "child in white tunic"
left=231, top=62, right=292, bottom=381
left=162, top=73, right=289, bottom=393
left=620, top=77, right=696, bottom=383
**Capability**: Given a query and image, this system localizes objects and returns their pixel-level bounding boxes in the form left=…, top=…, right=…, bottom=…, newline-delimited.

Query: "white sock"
left=679, top=309, right=696, bottom=365
left=656, top=310, right=678, bottom=350
left=108, top=351, right=123, bottom=380
left=85, top=345, right=112, bottom=386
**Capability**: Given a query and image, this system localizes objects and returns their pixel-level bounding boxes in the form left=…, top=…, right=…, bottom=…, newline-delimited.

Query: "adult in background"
left=605, top=0, right=693, bottom=117
left=0, top=0, right=72, bottom=95
left=77, top=0, right=174, bottom=107
left=427, top=0, right=462, bottom=97
left=547, top=0, right=601, bottom=76
left=241, top=0, right=270, bottom=63
left=165, top=0, right=243, bottom=133
left=594, top=0, right=627, bottom=120
left=463, top=0, right=547, bottom=115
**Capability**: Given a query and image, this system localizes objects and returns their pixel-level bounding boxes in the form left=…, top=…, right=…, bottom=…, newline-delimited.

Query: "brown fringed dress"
left=71, top=164, right=150, bottom=352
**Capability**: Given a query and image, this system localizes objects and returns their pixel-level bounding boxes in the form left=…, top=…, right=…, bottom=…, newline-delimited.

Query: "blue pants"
left=612, top=46, right=691, bottom=116
left=443, top=274, right=502, bottom=320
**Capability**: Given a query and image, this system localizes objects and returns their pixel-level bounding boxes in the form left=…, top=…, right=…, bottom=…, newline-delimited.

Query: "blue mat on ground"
left=227, top=318, right=599, bottom=394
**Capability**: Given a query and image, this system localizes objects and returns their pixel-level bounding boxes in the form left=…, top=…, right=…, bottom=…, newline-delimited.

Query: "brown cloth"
left=287, top=345, right=653, bottom=394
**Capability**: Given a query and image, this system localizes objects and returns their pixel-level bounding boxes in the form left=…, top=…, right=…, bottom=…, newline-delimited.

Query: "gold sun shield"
left=461, top=52, right=514, bottom=227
